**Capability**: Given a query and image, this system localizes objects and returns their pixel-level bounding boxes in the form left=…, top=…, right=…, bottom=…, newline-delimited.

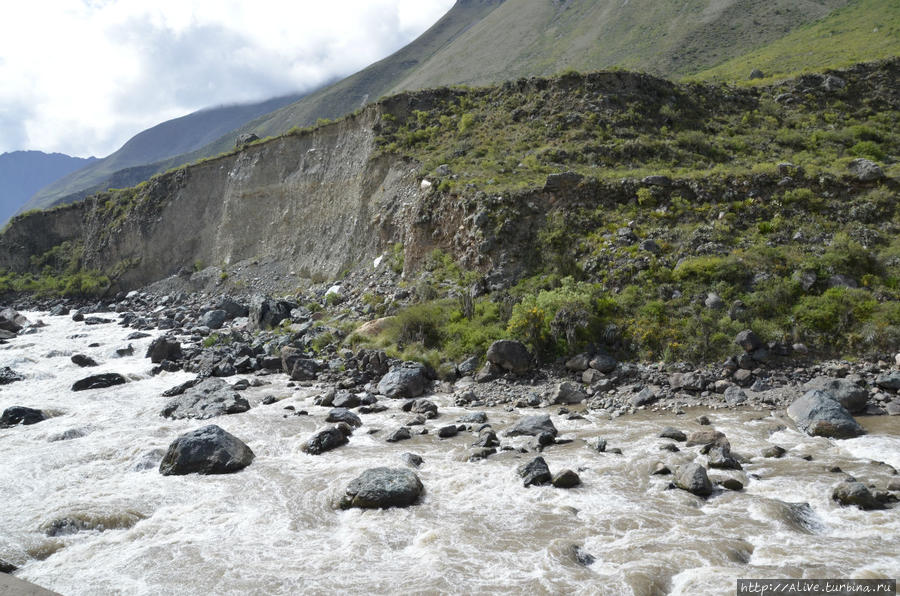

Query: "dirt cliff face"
left=1, top=107, right=428, bottom=290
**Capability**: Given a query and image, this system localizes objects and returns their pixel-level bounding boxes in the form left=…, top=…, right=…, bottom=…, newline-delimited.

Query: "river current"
left=1, top=312, right=898, bottom=595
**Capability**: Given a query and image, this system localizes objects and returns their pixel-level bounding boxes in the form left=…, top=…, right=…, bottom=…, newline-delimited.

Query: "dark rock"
left=401, top=398, right=438, bottom=418
left=326, top=408, right=362, bottom=428
left=723, top=385, right=747, bottom=405
left=0, top=366, right=24, bottom=385
left=686, top=430, right=729, bottom=450
left=48, top=427, right=90, bottom=442
left=386, top=427, right=412, bottom=443
left=83, top=316, right=112, bottom=325
left=339, top=467, right=424, bottom=509
left=803, top=376, right=868, bottom=413
left=659, top=427, right=686, bottom=442
left=518, top=456, right=552, bottom=487
left=200, top=310, right=227, bottom=330
left=0, top=307, right=27, bottom=332
left=735, top=330, right=764, bottom=352
left=302, top=425, right=350, bottom=455
left=249, top=295, right=292, bottom=330
left=589, top=354, right=618, bottom=374
left=762, top=445, right=786, bottom=458
left=475, top=362, right=503, bottom=383
left=669, top=371, right=704, bottom=392
left=708, top=446, right=742, bottom=470
left=551, top=381, right=586, bottom=404
left=720, top=478, right=744, bottom=491
left=71, top=354, right=98, bottom=368
left=674, top=463, right=713, bottom=497
left=589, top=438, right=607, bottom=452
left=401, top=453, right=423, bottom=468
left=467, top=447, right=496, bottom=461
left=832, top=481, right=884, bottom=510
left=659, top=443, right=679, bottom=453
left=569, top=544, right=595, bottom=567
left=332, top=392, right=361, bottom=409
left=458, top=412, right=487, bottom=424
left=472, top=430, right=500, bottom=448
left=485, top=340, right=531, bottom=375
left=506, top=415, right=557, bottom=438
left=146, top=337, right=182, bottom=363
left=0, top=406, right=47, bottom=428
left=161, top=378, right=250, bottom=419
left=875, top=372, right=900, bottom=391
left=630, top=387, right=657, bottom=408
left=544, top=171, right=583, bottom=192
left=289, top=358, right=319, bottom=381
left=0, top=557, right=17, bottom=573
left=733, top=369, right=754, bottom=387
left=377, top=362, right=428, bottom=398
left=437, top=425, right=459, bottom=438
left=72, top=373, right=126, bottom=391
left=696, top=415, right=711, bottom=426
left=787, top=390, right=865, bottom=439
left=126, top=332, right=151, bottom=340
left=159, top=425, right=254, bottom=475
left=565, top=353, right=591, bottom=371
left=652, top=462, right=672, bottom=475
left=552, top=469, right=581, bottom=488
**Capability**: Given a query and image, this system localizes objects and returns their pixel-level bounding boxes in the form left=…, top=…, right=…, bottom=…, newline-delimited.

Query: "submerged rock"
left=0, top=366, right=24, bottom=385
left=0, top=406, right=47, bottom=428
left=72, top=373, right=127, bottom=391
left=161, top=378, right=250, bottom=420
left=787, top=390, right=864, bottom=439
left=832, top=481, right=884, bottom=510
left=71, top=354, right=99, bottom=368
left=339, top=467, right=424, bottom=509
left=159, top=425, right=255, bottom=475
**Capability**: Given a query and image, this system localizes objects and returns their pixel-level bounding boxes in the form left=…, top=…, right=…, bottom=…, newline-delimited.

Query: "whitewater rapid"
left=1, top=312, right=898, bottom=595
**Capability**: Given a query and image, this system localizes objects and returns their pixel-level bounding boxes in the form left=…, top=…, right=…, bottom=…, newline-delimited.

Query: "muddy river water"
left=1, top=312, right=898, bottom=595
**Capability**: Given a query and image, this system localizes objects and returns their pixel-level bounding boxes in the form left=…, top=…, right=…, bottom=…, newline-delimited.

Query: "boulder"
left=630, top=387, right=657, bottom=408
left=146, top=337, right=182, bottom=363
left=0, top=307, right=27, bottom=333
left=159, top=425, right=254, bottom=475
left=72, top=373, right=127, bottom=392
left=674, top=463, right=713, bottom=497
left=550, top=381, right=586, bottom=405
left=848, top=158, right=884, bottom=182
left=289, top=358, right=319, bottom=381
left=659, top=427, right=686, bottom=442
left=217, top=296, right=249, bottom=319
left=235, top=132, right=259, bottom=148
left=552, top=469, right=581, bottom=488
left=0, top=406, right=47, bottom=428
left=832, top=481, right=884, bottom=510
left=401, top=398, right=438, bottom=418
left=506, top=415, right=557, bottom=438
left=326, top=408, right=362, bottom=428
left=71, top=354, right=98, bottom=368
left=377, top=362, right=428, bottom=398
left=0, top=366, right=24, bottom=385
left=200, top=310, right=227, bottom=330
left=587, top=353, right=616, bottom=374
left=339, top=467, right=424, bottom=509
left=302, top=425, right=350, bottom=455
left=485, top=340, right=531, bottom=375
left=401, top=453, right=423, bottom=468
left=160, top=378, right=250, bottom=419
left=734, top=330, right=764, bottom=352
left=787, top=390, right=865, bottom=439
left=249, top=295, right=292, bottom=330
left=803, top=376, right=868, bottom=413
left=875, top=372, right=900, bottom=391
left=686, top=430, right=729, bottom=450
left=565, top=353, right=591, bottom=372
left=386, top=427, right=412, bottom=443
left=723, top=385, right=748, bottom=406
left=518, top=456, right=552, bottom=487
left=458, top=412, right=487, bottom=424
left=762, top=445, right=787, bottom=458
left=437, top=425, right=459, bottom=438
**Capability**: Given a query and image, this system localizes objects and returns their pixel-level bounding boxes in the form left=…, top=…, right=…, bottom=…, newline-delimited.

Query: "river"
left=1, top=312, right=898, bottom=595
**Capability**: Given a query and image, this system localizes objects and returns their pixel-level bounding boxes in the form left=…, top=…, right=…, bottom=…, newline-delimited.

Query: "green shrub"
left=849, top=141, right=885, bottom=161
left=673, top=256, right=750, bottom=286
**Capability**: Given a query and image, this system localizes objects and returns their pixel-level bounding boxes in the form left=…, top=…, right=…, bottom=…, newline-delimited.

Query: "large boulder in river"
left=832, top=481, right=884, bottom=510
left=0, top=406, right=47, bottom=428
left=802, top=376, right=868, bottom=414
left=486, top=340, right=531, bottom=375
left=506, top=414, right=557, bottom=438
left=377, top=362, right=428, bottom=398
left=787, top=390, right=864, bottom=439
left=161, top=378, right=250, bottom=419
left=146, top=337, right=182, bottom=363
left=0, top=366, right=24, bottom=385
left=72, top=373, right=127, bottom=391
left=249, top=295, right=292, bottom=330
left=302, top=425, right=351, bottom=455
left=518, top=456, right=552, bottom=487
left=339, top=467, right=424, bottom=509
left=674, top=463, right=713, bottom=497
left=0, top=307, right=27, bottom=333
left=159, top=425, right=254, bottom=475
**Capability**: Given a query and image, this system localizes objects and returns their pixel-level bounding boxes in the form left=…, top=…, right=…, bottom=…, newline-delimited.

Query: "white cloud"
left=0, top=0, right=454, bottom=157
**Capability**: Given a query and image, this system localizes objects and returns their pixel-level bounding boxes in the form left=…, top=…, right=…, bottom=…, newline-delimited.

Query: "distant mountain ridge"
left=20, top=93, right=306, bottom=212
left=22, top=0, right=900, bottom=212
left=0, top=151, right=96, bottom=226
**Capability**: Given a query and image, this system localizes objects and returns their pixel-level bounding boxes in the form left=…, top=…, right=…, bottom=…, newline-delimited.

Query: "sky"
left=0, top=0, right=455, bottom=158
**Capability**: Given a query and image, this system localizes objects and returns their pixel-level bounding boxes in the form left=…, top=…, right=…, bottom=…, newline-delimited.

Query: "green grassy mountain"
left=25, top=0, right=900, bottom=212
left=21, top=93, right=304, bottom=212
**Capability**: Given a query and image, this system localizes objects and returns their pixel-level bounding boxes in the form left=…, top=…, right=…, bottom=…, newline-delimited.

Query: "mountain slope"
left=0, top=151, right=96, bottom=225
left=694, top=0, right=900, bottom=82
left=22, top=93, right=305, bottom=212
